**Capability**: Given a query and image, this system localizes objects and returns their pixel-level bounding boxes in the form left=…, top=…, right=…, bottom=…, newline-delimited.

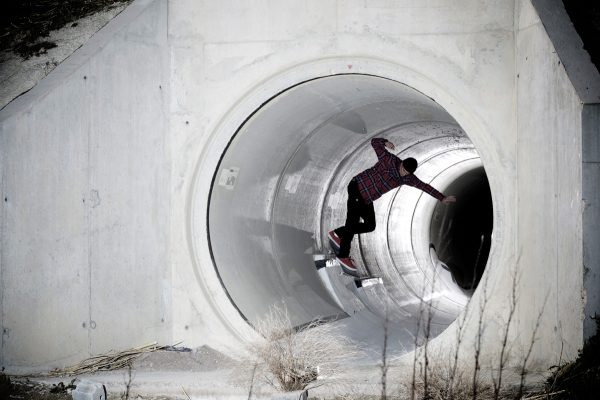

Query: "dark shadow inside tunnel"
left=429, top=167, right=493, bottom=290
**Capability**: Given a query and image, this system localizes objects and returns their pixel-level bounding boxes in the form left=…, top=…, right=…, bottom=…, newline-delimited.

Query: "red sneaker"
left=337, top=257, right=359, bottom=276
left=328, top=230, right=341, bottom=252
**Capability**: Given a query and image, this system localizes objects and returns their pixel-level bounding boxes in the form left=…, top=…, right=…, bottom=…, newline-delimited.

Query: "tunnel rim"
left=188, top=58, right=503, bottom=347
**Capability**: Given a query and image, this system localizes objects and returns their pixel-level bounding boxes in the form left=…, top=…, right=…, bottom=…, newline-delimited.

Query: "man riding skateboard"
left=329, top=138, right=456, bottom=276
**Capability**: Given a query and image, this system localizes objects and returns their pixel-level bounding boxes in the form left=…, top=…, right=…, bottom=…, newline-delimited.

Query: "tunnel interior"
left=207, top=74, right=494, bottom=358
left=430, top=168, right=493, bottom=291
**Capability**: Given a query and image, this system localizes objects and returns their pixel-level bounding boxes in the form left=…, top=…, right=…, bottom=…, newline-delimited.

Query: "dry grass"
left=524, top=317, right=600, bottom=399
left=48, top=342, right=167, bottom=376
left=408, top=363, right=520, bottom=400
left=246, top=304, right=363, bottom=393
left=401, top=261, right=547, bottom=400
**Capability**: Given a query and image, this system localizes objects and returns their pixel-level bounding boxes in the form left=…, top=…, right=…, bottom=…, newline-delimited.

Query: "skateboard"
left=314, top=234, right=377, bottom=280
left=313, top=251, right=338, bottom=270
left=314, top=250, right=360, bottom=274
left=328, top=233, right=383, bottom=285
left=313, top=251, right=383, bottom=289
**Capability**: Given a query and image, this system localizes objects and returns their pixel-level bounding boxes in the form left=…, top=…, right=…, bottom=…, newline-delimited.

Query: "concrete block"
left=71, top=380, right=106, bottom=400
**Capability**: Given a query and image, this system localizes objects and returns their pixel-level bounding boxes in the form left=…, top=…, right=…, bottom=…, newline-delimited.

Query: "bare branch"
left=472, top=270, right=491, bottom=400
left=245, top=304, right=363, bottom=392
left=516, top=293, right=549, bottom=399
left=493, top=266, right=520, bottom=400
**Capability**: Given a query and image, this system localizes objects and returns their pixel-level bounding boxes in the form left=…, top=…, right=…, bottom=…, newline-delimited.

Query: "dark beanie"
left=403, top=157, right=418, bottom=173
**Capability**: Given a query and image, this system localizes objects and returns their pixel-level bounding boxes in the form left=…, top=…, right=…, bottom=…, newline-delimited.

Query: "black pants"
left=334, top=180, right=376, bottom=258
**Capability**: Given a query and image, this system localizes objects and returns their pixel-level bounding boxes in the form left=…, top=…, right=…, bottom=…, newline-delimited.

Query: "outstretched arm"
left=371, top=138, right=395, bottom=161
left=404, top=175, right=456, bottom=203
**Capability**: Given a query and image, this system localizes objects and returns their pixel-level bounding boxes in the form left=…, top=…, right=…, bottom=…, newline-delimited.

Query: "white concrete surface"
left=512, top=0, right=583, bottom=367
left=1, top=0, right=171, bottom=370
left=0, top=0, right=598, bottom=384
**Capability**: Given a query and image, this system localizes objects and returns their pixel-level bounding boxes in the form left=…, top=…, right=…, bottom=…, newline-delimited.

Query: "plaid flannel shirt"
left=352, top=138, right=445, bottom=204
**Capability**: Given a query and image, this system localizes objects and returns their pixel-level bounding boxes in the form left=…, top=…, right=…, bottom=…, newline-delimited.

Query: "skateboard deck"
left=315, top=247, right=368, bottom=279
left=314, top=251, right=382, bottom=288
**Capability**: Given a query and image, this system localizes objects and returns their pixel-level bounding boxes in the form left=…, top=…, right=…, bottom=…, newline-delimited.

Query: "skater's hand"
left=384, top=141, right=395, bottom=150
left=442, top=195, right=456, bottom=204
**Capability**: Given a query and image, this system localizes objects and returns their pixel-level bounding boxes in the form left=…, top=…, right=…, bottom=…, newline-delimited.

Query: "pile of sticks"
left=49, top=342, right=167, bottom=377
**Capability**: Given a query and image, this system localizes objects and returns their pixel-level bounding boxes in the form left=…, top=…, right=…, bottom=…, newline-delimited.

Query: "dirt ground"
left=1, top=375, right=71, bottom=400
left=2, top=374, right=194, bottom=400
left=0, top=346, right=241, bottom=400
left=0, top=1, right=132, bottom=110
left=0, top=380, right=175, bottom=400
left=0, top=0, right=132, bottom=58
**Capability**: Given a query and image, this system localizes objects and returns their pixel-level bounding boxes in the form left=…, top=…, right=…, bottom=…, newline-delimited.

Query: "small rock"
left=71, top=380, right=107, bottom=400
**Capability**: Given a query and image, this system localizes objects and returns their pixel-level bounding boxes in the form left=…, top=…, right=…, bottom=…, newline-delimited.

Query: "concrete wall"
left=583, top=104, right=600, bottom=339
left=173, top=0, right=591, bottom=371
left=513, top=0, right=583, bottom=367
left=528, top=0, right=600, bottom=343
left=171, top=0, right=520, bottom=355
left=0, top=0, right=593, bottom=372
left=0, top=0, right=170, bottom=370
left=416, top=0, right=586, bottom=372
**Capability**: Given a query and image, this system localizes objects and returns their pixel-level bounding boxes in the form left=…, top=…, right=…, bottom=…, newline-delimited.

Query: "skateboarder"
left=329, top=138, right=456, bottom=275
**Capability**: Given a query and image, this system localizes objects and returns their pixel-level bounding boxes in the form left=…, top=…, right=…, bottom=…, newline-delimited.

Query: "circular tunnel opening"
left=430, top=167, right=493, bottom=291
left=207, top=74, right=494, bottom=358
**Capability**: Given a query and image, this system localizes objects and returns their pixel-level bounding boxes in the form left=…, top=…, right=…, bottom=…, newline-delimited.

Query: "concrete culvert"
left=0, top=0, right=592, bottom=384
left=208, top=74, right=493, bottom=360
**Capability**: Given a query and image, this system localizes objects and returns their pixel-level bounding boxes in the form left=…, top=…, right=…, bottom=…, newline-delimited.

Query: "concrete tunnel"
left=208, top=74, right=493, bottom=357
left=0, top=0, right=599, bottom=375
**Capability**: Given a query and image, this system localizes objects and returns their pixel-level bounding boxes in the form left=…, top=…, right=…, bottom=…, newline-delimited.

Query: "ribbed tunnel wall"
left=0, top=0, right=595, bottom=372
left=207, top=74, right=491, bottom=356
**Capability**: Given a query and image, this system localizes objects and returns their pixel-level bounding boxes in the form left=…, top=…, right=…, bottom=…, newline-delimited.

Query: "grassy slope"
left=0, top=0, right=131, bottom=58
